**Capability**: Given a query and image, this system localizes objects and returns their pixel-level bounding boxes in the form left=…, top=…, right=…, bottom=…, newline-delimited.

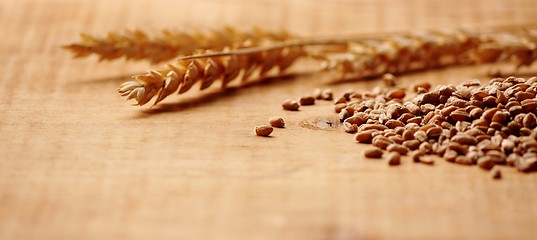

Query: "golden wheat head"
left=320, top=29, right=537, bottom=79
left=117, top=46, right=306, bottom=106
left=64, top=27, right=294, bottom=63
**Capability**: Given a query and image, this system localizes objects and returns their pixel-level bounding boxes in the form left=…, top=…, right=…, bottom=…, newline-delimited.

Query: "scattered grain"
left=477, top=156, right=496, bottom=170
left=444, top=150, right=458, bottom=162
left=282, top=99, right=300, bottom=111
left=355, top=130, right=375, bottom=143
left=343, top=122, right=358, bottom=133
left=403, top=140, right=421, bottom=150
left=387, top=143, right=410, bottom=155
left=321, top=89, right=333, bottom=100
left=299, top=96, right=315, bottom=105
left=523, top=113, right=537, bottom=129
left=269, top=116, right=285, bottom=128
left=452, top=134, right=477, bottom=145
left=387, top=88, right=406, bottom=99
left=383, top=73, right=396, bottom=87
left=418, top=156, right=435, bottom=165
left=364, top=148, right=384, bottom=158
left=255, top=125, right=273, bottom=137
left=490, top=167, right=502, bottom=179
left=386, top=152, right=401, bottom=166
left=313, top=88, right=323, bottom=99
left=455, top=156, right=473, bottom=165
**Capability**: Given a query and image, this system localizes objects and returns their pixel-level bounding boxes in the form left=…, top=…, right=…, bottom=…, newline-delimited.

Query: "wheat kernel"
left=255, top=125, right=273, bottom=137
left=387, top=144, right=409, bottom=155
left=321, top=89, right=333, bottom=100
left=364, top=148, right=384, bottom=158
left=269, top=116, right=285, bottom=128
left=355, top=130, right=375, bottom=143
left=383, top=73, right=396, bottom=87
left=477, top=156, right=495, bottom=170
left=491, top=167, right=502, bottom=179
left=282, top=99, right=300, bottom=111
left=386, top=152, right=401, bottom=166
left=299, top=96, right=315, bottom=105
left=419, top=156, right=435, bottom=165
left=343, top=122, right=357, bottom=133
left=313, top=88, right=323, bottom=99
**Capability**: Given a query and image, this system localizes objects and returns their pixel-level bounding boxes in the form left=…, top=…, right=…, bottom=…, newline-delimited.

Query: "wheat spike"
left=320, top=28, right=537, bottom=78
left=63, top=27, right=294, bottom=63
left=118, top=46, right=306, bottom=105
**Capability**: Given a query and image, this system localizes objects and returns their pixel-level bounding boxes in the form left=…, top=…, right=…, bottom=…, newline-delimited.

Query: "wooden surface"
left=1, top=0, right=537, bottom=239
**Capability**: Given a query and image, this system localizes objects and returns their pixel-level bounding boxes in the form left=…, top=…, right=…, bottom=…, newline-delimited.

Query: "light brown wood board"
left=1, top=0, right=537, bottom=239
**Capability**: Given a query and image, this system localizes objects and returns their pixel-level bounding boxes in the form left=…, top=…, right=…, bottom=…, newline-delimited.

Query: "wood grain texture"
left=1, top=0, right=537, bottom=239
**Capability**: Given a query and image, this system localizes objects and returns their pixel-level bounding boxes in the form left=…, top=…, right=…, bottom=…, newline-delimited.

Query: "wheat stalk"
left=63, top=26, right=294, bottom=63
left=115, top=26, right=536, bottom=106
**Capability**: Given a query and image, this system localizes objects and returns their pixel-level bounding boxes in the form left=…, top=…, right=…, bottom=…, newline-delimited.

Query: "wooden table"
left=1, top=0, right=537, bottom=239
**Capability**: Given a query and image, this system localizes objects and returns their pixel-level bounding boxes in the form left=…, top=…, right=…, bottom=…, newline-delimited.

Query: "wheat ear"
left=63, top=27, right=294, bottom=63
left=118, top=46, right=306, bottom=105
left=320, top=28, right=537, bottom=79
